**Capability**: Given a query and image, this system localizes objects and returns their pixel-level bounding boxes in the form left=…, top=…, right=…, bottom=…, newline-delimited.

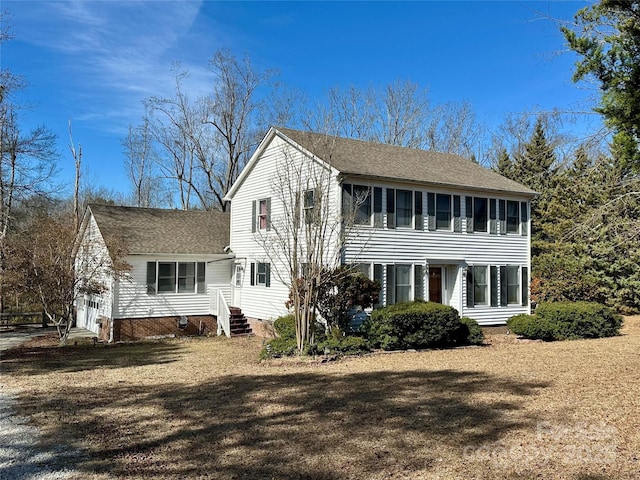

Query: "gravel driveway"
left=1, top=330, right=83, bottom=480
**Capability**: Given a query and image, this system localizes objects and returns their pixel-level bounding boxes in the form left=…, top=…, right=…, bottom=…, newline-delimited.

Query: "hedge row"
left=261, top=302, right=485, bottom=358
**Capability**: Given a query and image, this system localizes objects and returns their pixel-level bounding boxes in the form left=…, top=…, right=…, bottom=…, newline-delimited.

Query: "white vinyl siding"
left=115, top=255, right=231, bottom=319
left=343, top=183, right=531, bottom=325
left=228, top=134, right=342, bottom=321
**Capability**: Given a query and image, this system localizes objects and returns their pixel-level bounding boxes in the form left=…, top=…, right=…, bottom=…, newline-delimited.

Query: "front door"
left=429, top=267, right=442, bottom=304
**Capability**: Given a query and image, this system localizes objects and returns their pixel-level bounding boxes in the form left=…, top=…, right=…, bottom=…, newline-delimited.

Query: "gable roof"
left=275, top=127, right=537, bottom=196
left=87, top=204, right=230, bottom=255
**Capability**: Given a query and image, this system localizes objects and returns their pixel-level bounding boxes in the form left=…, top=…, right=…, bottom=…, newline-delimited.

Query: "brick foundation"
left=112, top=315, right=217, bottom=342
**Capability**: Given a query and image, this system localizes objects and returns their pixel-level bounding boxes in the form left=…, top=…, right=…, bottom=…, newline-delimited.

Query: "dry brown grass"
left=2, top=317, right=640, bottom=480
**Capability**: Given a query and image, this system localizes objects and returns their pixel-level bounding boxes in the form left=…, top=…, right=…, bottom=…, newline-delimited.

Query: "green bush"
left=507, top=302, right=623, bottom=341
left=259, top=336, right=297, bottom=359
left=273, top=314, right=296, bottom=339
left=507, top=314, right=557, bottom=341
left=536, top=301, right=623, bottom=339
left=315, top=329, right=370, bottom=355
left=362, top=301, right=464, bottom=350
left=261, top=314, right=329, bottom=359
left=458, top=317, right=485, bottom=346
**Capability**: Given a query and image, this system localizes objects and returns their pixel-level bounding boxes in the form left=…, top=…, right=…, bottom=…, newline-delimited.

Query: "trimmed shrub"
left=507, top=302, right=623, bottom=341
left=458, top=317, right=485, bottom=346
left=507, top=314, right=557, bottom=341
left=362, top=301, right=464, bottom=350
left=536, top=301, right=622, bottom=339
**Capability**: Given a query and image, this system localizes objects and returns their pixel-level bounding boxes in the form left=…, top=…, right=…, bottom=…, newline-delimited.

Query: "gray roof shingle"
left=88, top=204, right=230, bottom=255
left=277, top=127, right=536, bottom=196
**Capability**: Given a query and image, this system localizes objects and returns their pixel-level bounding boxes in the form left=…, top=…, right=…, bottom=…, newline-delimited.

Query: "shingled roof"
left=276, top=127, right=537, bottom=196
left=88, top=204, right=230, bottom=255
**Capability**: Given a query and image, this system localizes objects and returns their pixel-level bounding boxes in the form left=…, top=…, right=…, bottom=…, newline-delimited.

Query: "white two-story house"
left=75, top=127, right=536, bottom=342
left=224, top=127, right=537, bottom=326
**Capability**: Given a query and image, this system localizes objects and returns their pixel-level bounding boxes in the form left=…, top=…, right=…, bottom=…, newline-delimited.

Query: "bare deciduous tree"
left=308, top=80, right=484, bottom=159
left=254, top=136, right=368, bottom=352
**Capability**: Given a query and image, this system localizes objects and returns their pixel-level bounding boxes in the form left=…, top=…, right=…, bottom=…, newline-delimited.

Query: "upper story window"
left=436, top=194, right=452, bottom=230
left=303, top=189, right=321, bottom=224
left=466, top=196, right=529, bottom=235
left=252, top=198, right=271, bottom=232
left=473, top=197, right=488, bottom=232
left=396, top=189, right=413, bottom=227
left=507, top=200, right=520, bottom=233
left=342, top=183, right=372, bottom=226
left=147, top=261, right=205, bottom=295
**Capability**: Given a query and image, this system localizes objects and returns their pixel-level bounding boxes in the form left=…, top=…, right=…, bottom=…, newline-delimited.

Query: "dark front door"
left=429, top=267, right=442, bottom=304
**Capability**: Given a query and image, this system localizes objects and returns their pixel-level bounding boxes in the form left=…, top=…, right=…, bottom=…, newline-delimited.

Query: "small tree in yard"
left=10, top=213, right=130, bottom=344
left=316, top=265, right=379, bottom=332
left=255, top=134, right=369, bottom=353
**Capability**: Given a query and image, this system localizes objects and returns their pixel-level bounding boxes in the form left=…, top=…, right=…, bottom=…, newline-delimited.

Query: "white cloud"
left=9, top=0, right=215, bottom=133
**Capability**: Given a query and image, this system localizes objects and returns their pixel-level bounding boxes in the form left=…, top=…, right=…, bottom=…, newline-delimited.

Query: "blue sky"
left=3, top=1, right=596, bottom=198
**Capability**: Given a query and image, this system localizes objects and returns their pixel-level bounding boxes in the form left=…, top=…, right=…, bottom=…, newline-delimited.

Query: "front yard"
left=1, top=317, right=640, bottom=479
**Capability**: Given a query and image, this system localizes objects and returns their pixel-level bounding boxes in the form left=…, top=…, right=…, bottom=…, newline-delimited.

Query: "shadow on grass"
left=0, top=341, right=183, bottom=376
left=10, top=368, right=553, bottom=480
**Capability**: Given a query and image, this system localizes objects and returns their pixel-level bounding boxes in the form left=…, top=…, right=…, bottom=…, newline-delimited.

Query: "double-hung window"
left=506, top=201, right=520, bottom=233
left=466, top=265, right=488, bottom=307
left=500, top=265, right=522, bottom=305
left=396, top=190, right=413, bottom=228
left=386, top=264, right=412, bottom=304
left=250, top=262, right=271, bottom=287
left=342, top=183, right=372, bottom=225
left=252, top=198, right=271, bottom=232
left=147, top=261, right=205, bottom=295
left=473, top=197, right=488, bottom=232
left=436, top=194, right=452, bottom=230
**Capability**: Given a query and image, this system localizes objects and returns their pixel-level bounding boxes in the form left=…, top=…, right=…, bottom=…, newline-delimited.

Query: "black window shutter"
left=266, top=198, right=272, bottom=231
left=265, top=264, right=271, bottom=287
left=373, top=263, right=383, bottom=308
left=465, top=196, right=473, bottom=233
left=521, top=201, right=529, bottom=236
left=196, top=262, right=206, bottom=294
left=414, top=265, right=424, bottom=300
left=499, top=199, right=506, bottom=235
left=490, top=266, right=498, bottom=307
left=386, top=188, right=395, bottom=229
left=386, top=264, right=395, bottom=305
left=250, top=262, right=255, bottom=286
left=294, top=191, right=301, bottom=229
left=146, top=262, right=157, bottom=295
left=415, top=191, right=424, bottom=230
left=522, top=266, right=529, bottom=306
left=373, top=187, right=383, bottom=227
left=466, top=266, right=474, bottom=307
left=342, top=183, right=352, bottom=219
left=489, top=199, right=497, bottom=234
left=427, top=192, right=435, bottom=231
left=500, top=266, right=508, bottom=306
left=251, top=200, right=257, bottom=233
left=453, top=195, right=461, bottom=232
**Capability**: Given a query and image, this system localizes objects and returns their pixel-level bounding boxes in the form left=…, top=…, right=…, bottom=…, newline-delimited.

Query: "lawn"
left=1, top=317, right=640, bottom=480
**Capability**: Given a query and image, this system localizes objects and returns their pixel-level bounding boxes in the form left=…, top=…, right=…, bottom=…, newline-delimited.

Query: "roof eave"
left=339, top=172, right=539, bottom=197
